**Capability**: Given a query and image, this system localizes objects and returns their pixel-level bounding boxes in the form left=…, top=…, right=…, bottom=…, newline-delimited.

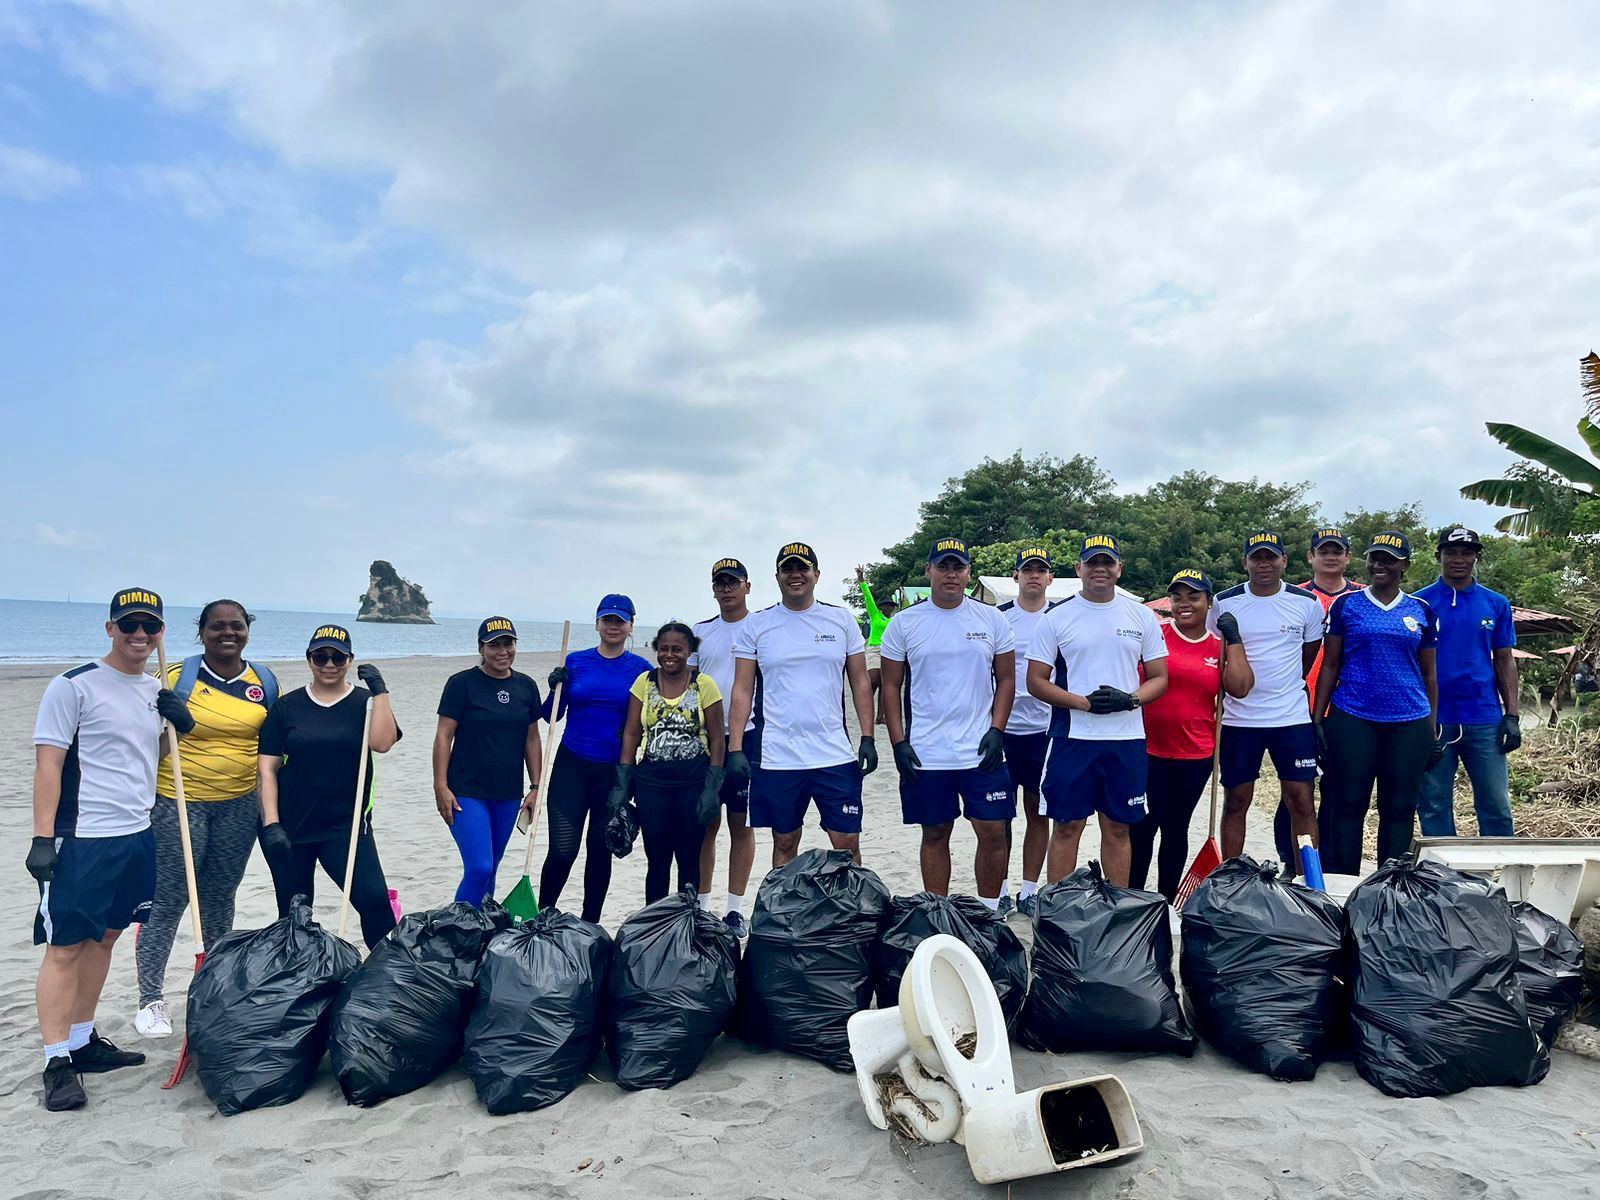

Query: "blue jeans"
left=1417, top=723, right=1513, bottom=837
left=451, top=796, right=523, bottom=906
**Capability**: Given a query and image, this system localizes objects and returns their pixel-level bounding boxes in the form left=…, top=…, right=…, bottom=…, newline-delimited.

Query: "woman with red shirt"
left=1131, top=570, right=1255, bottom=900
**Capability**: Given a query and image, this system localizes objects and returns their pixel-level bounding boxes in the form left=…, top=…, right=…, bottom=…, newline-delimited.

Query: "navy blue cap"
left=307, top=624, right=353, bottom=655
left=1167, top=568, right=1213, bottom=596
left=927, top=536, right=972, bottom=566
left=1079, top=534, right=1121, bottom=562
left=1366, top=531, right=1412, bottom=560
left=711, top=557, right=748, bottom=580
left=109, top=587, right=164, bottom=621
left=596, top=594, right=636, bottom=621
left=1244, top=530, right=1286, bottom=557
left=478, top=616, right=517, bottom=643
left=775, top=541, right=819, bottom=569
left=1311, top=527, right=1350, bottom=550
left=1014, top=545, right=1053, bottom=571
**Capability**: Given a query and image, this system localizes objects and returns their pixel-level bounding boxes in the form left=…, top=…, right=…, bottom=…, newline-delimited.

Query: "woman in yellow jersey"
left=134, top=600, right=279, bottom=1039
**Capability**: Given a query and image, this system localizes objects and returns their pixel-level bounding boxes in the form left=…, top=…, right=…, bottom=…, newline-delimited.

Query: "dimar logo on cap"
left=117, top=589, right=162, bottom=611
left=1246, top=531, right=1284, bottom=552
left=312, top=625, right=349, bottom=643
left=712, top=557, right=747, bottom=578
left=1080, top=533, right=1121, bottom=559
left=934, top=537, right=968, bottom=554
left=483, top=618, right=514, bottom=636
left=776, top=541, right=818, bottom=566
left=1369, top=532, right=1408, bottom=554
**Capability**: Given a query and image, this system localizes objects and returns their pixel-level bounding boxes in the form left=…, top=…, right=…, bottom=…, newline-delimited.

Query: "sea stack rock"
left=358, top=560, right=435, bottom=624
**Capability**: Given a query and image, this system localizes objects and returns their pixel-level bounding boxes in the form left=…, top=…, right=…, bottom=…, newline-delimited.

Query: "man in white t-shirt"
left=726, top=542, right=878, bottom=867
left=881, top=537, right=1016, bottom=906
left=998, top=546, right=1062, bottom=917
left=1026, top=535, right=1169, bottom=886
left=1209, top=530, right=1325, bottom=861
left=691, top=557, right=758, bottom=937
left=29, top=588, right=194, bottom=1111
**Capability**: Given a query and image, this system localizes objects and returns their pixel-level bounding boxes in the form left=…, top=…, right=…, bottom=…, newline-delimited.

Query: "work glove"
left=1498, top=714, right=1522, bottom=755
left=356, top=663, right=388, bottom=696
left=1087, top=685, right=1135, bottom=714
left=858, top=736, right=878, bottom=777
left=607, top=764, right=636, bottom=819
left=1313, top=721, right=1329, bottom=766
left=1426, top=731, right=1446, bottom=771
left=25, top=836, right=57, bottom=884
left=606, top=801, right=639, bottom=859
left=259, top=822, right=293, bottom=862
left=1216, top=612, right=1242, bottom=646
left=547, top=666, right=569, bottom=690
left=697, top=766, right=725, bottom=826
left=892, top=740, right=922, bottom=780
left=155, top=688, right=196, bottom=735
left=977, top=727, right=1005, bottom=772
left=725, top=750, right=751, bottom=783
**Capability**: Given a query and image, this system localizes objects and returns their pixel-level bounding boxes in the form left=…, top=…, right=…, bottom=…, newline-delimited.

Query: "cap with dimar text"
left=307, top=624, right=353, bottom=655
left=1436, top=526, right=1484, bottom=552
left=775, top=542, right=819, bottom=570
left=1014, top=545, right=1053, bottom=571
left=927, top=537, right=972, bottom=565
left=1366, top=531, right=1412, bottom=560
left=596, top=594, right=636, bottom=621
left=711, top=558, right=749, bottom=581
left=1310, top=527, right=1350, bottom=550
left=109, top=588, right=164, bottom=621
left=1244, top=530, right=1287, bottom=558
left=1079, top=534, right=1122, bottom=562
left=1167, top=568, right=1214, bottom=596
left=478, top=616, right=518, bottom=643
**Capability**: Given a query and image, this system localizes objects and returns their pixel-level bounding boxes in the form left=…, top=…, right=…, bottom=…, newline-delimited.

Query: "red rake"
left=163, top=951, right=203, bottom=1088
left=1174, top=642, right=1228, bottom=909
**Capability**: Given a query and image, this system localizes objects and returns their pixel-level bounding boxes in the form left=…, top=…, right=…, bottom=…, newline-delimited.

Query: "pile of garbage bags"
left=1510, top=900, right=1584, bottom=1048
left=872, top=892, right=1029, bottom=1027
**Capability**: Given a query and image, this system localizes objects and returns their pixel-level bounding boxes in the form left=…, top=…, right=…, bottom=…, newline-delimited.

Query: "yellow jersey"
left=156, top=662, right=273, bottom=800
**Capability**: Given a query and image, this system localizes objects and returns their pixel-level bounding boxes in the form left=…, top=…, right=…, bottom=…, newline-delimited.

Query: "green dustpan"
left=502, top=873, right=539, bottom=923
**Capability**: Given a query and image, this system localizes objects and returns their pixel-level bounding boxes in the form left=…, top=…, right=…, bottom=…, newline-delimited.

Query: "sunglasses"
left=116, top=617, right=164, bottom=635
left=310, top=649, right=351, bottom=666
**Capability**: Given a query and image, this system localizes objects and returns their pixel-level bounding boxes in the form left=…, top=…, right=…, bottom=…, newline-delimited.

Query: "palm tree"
left=1460, top=352, right=1600, bottom=535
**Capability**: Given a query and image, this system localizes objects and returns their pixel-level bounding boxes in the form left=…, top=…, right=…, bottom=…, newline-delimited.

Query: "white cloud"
left=34, top=523, right=83, bottom=547
left=0, top=142, right=81, bottom=201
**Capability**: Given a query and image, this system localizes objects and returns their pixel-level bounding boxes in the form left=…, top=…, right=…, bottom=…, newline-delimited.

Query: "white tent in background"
left=972, top=576, right=1143, bottom=605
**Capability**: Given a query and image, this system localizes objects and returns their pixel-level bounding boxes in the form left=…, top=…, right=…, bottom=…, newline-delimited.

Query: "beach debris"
left=577, top=1158, right=592, bottom=1172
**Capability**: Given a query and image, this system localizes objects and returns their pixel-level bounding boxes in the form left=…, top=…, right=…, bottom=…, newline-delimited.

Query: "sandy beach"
left=2, top=653, right=1597, bottom=1200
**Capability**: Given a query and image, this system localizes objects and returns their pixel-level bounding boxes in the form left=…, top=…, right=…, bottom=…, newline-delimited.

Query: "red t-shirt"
left=1142, top=624, right=1223, bottom=760
left=1301, top=578, right=1363, bottom=712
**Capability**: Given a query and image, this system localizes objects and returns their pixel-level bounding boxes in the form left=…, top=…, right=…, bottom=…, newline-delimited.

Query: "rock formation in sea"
left=357, top=560, right=435, bottom=624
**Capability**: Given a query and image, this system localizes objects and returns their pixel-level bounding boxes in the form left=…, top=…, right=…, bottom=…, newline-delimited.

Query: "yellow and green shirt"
left=629, top=671, right=723, bottom=762
left=156, top=662, right=273, bottom=800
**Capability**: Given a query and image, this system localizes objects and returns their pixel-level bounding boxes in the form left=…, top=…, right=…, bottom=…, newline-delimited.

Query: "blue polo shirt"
left=542, top=647, right=653, bottom=763
left=1327, top=590, right=1437, bottom=723
left=1414, top=579, right=1516, bottom=725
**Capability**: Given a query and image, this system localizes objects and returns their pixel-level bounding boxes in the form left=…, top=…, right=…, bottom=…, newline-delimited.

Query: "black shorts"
left=1003, top=730, right=1050, bottom=794
left=34, top=829, right=156, bottom=946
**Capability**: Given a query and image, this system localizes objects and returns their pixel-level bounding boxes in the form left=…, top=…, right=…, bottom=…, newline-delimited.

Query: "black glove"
left=858, top=736, right=878, bottom=777
left=1498, top=714, right=1522, bottom=755
left=1313, top=721, right=1329, bottom=765
left=356, top=663, right=388, bottom=696
left=892, top=739, right=922, bottom=780
left=1216, top=611, right=1242, bottom=646
left=547, top=666, right=569, bottom=690
left=1087, top=686, right=1135, bottom=714
left=607, top=764, right=635, bottom=818
left=1426, top=731, right=1446, bottom=771
left=260, top=822, right=293, bottom=861
left=606, top=801, right=639, bottom=859
left=155, top=688, right=196, bottom=735
left=977, top=727, right=1005, bottom=772
left=697, top=766, right=725, bottom=826
left=25, top=836, right=57, bottom=883
left=725, top=750, right=751, bottom=783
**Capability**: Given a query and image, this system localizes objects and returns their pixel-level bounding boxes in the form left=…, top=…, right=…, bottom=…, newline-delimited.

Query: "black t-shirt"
left=258, top=685, right=403, bottom=843
left=438, top=667, right=542, bottom=801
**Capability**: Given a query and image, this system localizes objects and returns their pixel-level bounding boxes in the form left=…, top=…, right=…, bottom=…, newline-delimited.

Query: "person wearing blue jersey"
left=1415, top=527, right=1520, bottom=837
left=1312, top=531, right=1440, bottom=874
left=537, top=594, right=652, bottom=922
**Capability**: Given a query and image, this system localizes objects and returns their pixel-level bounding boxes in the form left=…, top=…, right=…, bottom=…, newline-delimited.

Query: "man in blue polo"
left=1416, top=527, right=1520, bottom=836
left=881, top=537, right=1016, bottom=906
left=998, top=545, right=1061, bottom=916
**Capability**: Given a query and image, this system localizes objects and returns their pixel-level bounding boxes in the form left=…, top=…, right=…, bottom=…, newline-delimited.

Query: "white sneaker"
left=134, top=1000, right=173, bottom=1039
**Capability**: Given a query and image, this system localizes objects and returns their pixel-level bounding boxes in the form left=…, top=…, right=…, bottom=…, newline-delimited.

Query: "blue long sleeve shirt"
left=542, top=647, right=652, bottom=763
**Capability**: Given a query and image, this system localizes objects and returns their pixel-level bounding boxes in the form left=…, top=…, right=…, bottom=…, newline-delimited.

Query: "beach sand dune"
left=2, top=656, right=1596, bottom=1200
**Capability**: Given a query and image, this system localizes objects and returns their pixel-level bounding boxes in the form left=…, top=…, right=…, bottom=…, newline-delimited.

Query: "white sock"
left=698, top=892, right=713, bottom=911
left=44, top=1040, right=70, bottom=1066
left=1020, top=880, right=1038, bottom=901
left=979, top=894, right=1000, bottom=911
left=999, top=880, right=1010, bottom=899
left=67, top=1022, right=93, bottom=1052
left=727, top=893, right=745, bottom=917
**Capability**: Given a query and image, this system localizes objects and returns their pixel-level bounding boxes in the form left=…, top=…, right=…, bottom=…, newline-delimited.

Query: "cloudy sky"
left=2, top=2, right=1596, bottom=620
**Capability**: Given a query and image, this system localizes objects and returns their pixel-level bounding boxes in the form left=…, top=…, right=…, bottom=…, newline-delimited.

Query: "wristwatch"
left=1130, top=695, right=1143, bottom=709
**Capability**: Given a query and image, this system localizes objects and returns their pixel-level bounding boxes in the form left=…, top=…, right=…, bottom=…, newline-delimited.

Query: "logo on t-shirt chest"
left=497, top=689, right=511, bottom=704
left=1204, top=656, right=1219, bottom=669
left=964, top=630, right=991, bottom=642
left=813, top=632, right=838, bottom=643
left=1115, top=627, right=1142, bottom=640
left=246, top=684, right=265, bottom=703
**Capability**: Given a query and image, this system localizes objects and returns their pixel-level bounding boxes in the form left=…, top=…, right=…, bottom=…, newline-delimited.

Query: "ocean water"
left=0, top=598, right=609, bottom=663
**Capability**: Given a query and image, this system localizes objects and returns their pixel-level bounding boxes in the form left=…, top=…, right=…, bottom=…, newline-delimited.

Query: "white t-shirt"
left=1210, top=582, right=1324, bottom=728
left=733, top=600, right=866, bottom=770
left=881, top=597, right=1015, bottom=770
left=1027, top=594, right=1168, bottom=741
left=33, top=660, right=163, bottom=837
left=999, top=599, right=1057, bottom=735
left=691, top=612, right=755, bottom=735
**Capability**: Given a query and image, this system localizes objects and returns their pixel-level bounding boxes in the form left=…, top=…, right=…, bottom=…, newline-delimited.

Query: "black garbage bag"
left=871, top=892, right=1029, bottom=1028
left=735, top=848, right=891, bottom=1071
left=186, top=896, right=360, bottom=1115
left=1346, top=858, right=1550, bottom=1097
left=463, top=909, right=613, bottom=1114
left=1511, top=900, right=1585, bottom=1047
left=328, top=900, right=513, bottom=1106
left=1018, top=862, right=1195, bottom=1055
left=605, top=888, right=741, bottom=1090
left=1180, top=856, right=1346, bottom=1080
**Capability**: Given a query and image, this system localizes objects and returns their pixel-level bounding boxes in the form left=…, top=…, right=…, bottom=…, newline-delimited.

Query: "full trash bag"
left=1511, top=900, right=1585, bottom=1047
left=463, top=909, right=613, bottom=1114
left=1346, top=858, right=1549, bottom=1098
left=1180, top=856, right=1346, bottom=1080
left=328, top=900, right=512, bottom=1106
left=735, top=848, right=892, bottom=1071
left=605, top=888, right=741, bottom=1090
left=1018, top=862, right=1195, bottom=1055
left=187, top=896, right=360, bottom=1115
left=871, top=892, right=1029, bottom=1027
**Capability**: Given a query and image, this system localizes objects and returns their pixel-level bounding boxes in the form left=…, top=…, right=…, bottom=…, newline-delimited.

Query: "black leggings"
left=635, top=757, right=708, bottom=905
left=1317, top=705, right=1434, bottom=875
left=539, top=746, right=615, bottom=923
left=1128, top=756, right=1214, bottom=901
left=266, top=827, right=395, bottom=950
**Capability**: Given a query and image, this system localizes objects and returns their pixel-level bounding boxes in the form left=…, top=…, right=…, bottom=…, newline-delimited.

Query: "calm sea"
left=0, top=598, right=609, bottom=663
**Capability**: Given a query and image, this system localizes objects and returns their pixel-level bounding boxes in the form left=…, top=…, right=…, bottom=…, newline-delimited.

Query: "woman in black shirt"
left=433, top=616, right=543, bottom=907
left=257, top=624, right=401, bottom=948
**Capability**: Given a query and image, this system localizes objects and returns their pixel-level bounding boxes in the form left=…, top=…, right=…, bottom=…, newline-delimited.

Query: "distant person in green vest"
left=855, top=564, right=899, bottom=724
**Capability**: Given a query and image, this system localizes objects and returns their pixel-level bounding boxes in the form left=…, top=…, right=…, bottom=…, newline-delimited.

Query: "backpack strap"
left=174, top=655, right=204, bottom=701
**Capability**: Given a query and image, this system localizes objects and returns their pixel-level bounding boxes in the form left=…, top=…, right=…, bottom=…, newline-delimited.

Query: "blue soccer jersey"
left=1327, top=590, right=1437, bottom=723
left=1414, top=579, right=1516, bottom=725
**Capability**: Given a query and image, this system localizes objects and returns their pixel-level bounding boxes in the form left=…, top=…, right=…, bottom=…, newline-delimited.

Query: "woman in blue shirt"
left=538, top=594, right=651, bottom=922
left=1311, top=532, right=1439, bottom=875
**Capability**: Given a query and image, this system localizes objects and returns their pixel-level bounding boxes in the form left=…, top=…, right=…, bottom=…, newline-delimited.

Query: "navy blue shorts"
left=750, top=762, right=863, bottom=835
left=1219, top=724, right=1318, bottom=788
left=1003, top=731, right=1050, bottom=795
left=720, top=729, right=760, bottom=815
left=1041, top=738, right=1151, bottom=825
left=899, top=764, right=1016, bottom=826
left=34, top=828, right=156, bottom=947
